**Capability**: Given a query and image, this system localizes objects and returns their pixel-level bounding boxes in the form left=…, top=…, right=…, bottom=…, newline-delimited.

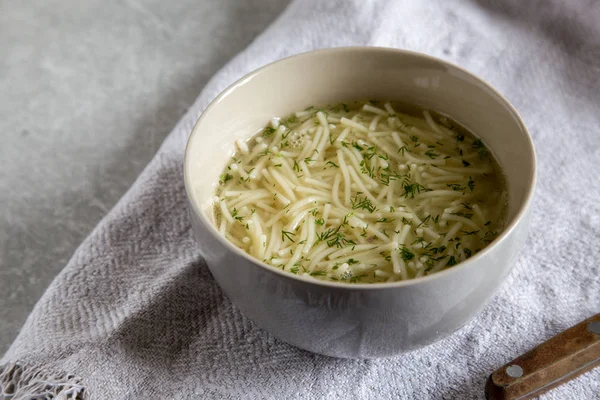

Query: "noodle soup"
left=213, top=101, right=507, bottom=283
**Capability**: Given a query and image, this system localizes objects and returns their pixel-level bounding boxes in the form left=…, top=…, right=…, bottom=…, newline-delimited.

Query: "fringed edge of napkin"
left=0, top=362, right=86, bottom=400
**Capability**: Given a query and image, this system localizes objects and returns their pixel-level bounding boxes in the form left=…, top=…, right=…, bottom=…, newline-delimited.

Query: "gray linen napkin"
left=2, top=0, right=599, bottom=399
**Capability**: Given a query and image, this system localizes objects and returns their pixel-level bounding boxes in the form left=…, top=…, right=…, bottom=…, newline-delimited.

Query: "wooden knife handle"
left=485, top=313, right=600, bottom=400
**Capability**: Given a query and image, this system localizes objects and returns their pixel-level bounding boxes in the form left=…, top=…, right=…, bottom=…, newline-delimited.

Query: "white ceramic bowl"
left=184, top=47, right=536, bottom=358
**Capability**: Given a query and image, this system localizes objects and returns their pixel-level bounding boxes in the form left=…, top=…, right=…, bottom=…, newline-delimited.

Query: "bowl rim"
left=184, top=46, right=537, bottom=290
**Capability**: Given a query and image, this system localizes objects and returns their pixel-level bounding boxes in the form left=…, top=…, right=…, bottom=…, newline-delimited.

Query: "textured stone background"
left=0, top=0, right=290, bottom=354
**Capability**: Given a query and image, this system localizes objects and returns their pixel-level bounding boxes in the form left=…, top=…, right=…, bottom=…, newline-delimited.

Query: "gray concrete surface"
left=0, top=0, right=290, bottom=355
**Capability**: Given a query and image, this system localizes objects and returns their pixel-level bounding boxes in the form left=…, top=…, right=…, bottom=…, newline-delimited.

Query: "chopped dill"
left=399, top=246, right=415, bottom=261
left=401, top=217, right=413, bottom=226
left=262, top=126, right=276, bottom=137
left=402, top=183, right=430, bottom=198
left=351, top=193, right=376, bottom=213
left=472, top=138, right=489, bottom=157
left=447, top=183, right=465, bottom=191
left=425, top=150, right=439, bottom=159
left=231, top=208, right=244, bottom=222
left=281, top=230, right=296, bottom=243
left=468, top=177, right=475, bottom=191
left=452, top=212, right=474, bottom=219
left=349, top=274, right=368, bottom=283
left=219, top=173, right=233, bottom=185
left=417, top=215, right=431, bottom=227
left=359, top=160, right=376, bottom=178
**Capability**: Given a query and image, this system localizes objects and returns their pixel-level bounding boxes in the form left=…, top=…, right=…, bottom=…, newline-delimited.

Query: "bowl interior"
left=185, top=48, right=535, bottom=256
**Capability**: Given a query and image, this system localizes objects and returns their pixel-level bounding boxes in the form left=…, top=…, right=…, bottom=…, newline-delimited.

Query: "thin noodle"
left=213, top=101, right=507, bottom=283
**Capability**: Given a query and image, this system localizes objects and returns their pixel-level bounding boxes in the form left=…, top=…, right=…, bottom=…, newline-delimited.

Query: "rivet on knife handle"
left=485, top=313, right=600, bottom=400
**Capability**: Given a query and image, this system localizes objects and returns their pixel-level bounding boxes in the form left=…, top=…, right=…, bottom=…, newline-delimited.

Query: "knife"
left=485, top=313, right=600, bottom=400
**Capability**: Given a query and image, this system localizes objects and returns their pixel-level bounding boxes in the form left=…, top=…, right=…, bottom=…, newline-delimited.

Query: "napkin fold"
left=2, top=0, right=599, bottom=399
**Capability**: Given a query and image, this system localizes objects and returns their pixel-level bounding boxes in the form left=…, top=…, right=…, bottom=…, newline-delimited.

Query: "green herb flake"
left=351, top=193, right=377, bottom=213
left=399, top=247, right=415, bottom=261
left=468, top=176, right=475, bottom=192
left=281, top=230, right=296, bottom=243
left=316, top=224, right=356, bottom=248
left=417, top=215, right=431, bottom=228
left=352, top=141, right=364, bottom=151
left=447, top=183, right=465, bottom=191
left=380, top=251, right=392, bottom=262
left=219, top=173, right=233, bottom=185
left=231, top=208, right=244, bottom=222
left=483, top=231, right=498, bottom=244
left=425, top=150, right=439, bottom=159
left=359, top=160, right=376, bottom=178
left=402, top=183, right=431, bottom=198
left=349, top=273, right=368, bottom=283
left=472, top=138, right=489, bottom=157
left=397, top=146, right=409, bottom=155
left=262, top=127, right=276, bottom=137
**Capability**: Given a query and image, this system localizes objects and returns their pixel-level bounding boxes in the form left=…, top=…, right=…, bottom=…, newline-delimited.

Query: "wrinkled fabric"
left=2, top=0, right=599, bottom=399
